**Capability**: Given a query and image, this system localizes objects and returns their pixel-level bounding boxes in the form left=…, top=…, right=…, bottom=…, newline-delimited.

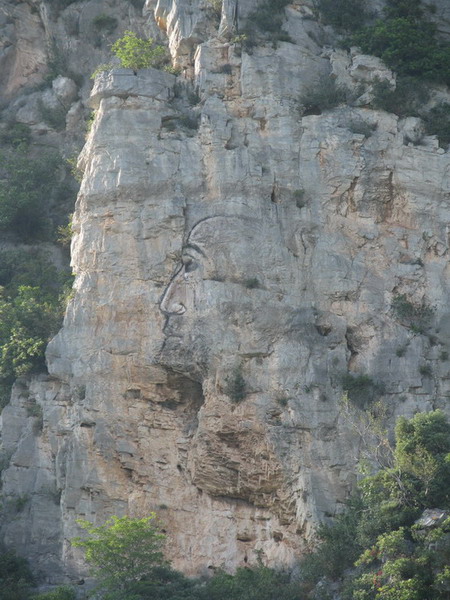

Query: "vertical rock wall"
left=1, top=0, right=450, bottom=585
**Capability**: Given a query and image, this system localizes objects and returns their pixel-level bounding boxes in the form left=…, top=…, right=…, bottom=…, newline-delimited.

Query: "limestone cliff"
left=1, top=0, right=450, bottom=587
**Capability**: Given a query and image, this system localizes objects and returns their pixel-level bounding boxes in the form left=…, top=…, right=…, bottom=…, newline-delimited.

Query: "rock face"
left=1, top=0, right=450, bottom=586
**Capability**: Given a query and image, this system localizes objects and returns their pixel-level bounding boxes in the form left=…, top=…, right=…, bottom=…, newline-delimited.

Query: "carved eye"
left=183, top=258, right=198, bottom=273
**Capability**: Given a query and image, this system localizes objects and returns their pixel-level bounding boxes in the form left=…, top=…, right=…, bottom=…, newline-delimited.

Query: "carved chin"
left=158, top=332, right=209, bottom=382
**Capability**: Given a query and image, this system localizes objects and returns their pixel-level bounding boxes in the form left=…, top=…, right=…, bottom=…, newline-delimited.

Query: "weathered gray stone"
left=1, top=0, right=450, bottom=588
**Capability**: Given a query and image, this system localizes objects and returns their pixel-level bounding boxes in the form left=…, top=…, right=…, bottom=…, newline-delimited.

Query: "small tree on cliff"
left=72, top=515, right=166, bottom=599
left=111, top=31, right=166, bottom=72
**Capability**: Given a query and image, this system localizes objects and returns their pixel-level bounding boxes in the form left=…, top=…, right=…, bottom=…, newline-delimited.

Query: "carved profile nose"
left=160, top=269, right=186, bottom=315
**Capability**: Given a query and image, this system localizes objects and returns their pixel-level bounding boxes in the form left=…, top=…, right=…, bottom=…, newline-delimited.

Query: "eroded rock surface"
left=1, top=0, right=450, bottom=585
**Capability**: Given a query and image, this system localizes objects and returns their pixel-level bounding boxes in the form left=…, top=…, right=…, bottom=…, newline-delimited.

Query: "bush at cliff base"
left=299, top=409, right=450, bottom=600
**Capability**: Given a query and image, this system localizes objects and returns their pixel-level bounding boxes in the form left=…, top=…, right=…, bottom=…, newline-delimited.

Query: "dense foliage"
left=72, top=515, right=167, bottom=599
left=0, top=123, right=76, bottom=409
left=0, top=545, right=34, bottom=600
left=300, top=410, right=450, bottom=599
left=240, top=0, right=292, bottom=49
left=317, top=0, right=371, bottom=32
left=111, top=31, right=167, bottom=72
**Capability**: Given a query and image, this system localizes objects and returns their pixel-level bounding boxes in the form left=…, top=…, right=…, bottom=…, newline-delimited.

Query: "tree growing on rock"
left=111, top=31, right=166, bottom=72
left=72, top=514, right=166, bottom=599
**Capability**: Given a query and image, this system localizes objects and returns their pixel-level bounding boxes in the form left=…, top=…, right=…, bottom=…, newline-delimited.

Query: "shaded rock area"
left=1, top=0, right=450, bottom=587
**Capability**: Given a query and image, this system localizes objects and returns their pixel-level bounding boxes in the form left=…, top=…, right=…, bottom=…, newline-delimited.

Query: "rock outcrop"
left=1, top=0, right=450, bottom=586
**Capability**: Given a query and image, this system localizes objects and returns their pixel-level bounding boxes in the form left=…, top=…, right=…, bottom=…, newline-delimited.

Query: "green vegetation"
left=351, top=3, right=450, bottom=86
left=317, top=0, right=450, bottom=137
left=299, top=76, right=354, bottom=115
left=348, top=118, right=377, bottom=138
left=423, top=103, right=450, bottom=148
left=0, top=151, right=63, bottom=239
left=0, top=118, right=77, bottom=411
left=92, top=14, right=118, bottom=34
left=126, top=0, right=146, bottom=9
left=225, top=365, right=246, bottom=403
left=3, top=410, right=449, bottom=599
left=318, top=0, right=450, bottom=87
left=0, top=545, right=34, bottom=600
left=72, top=515, right=166, bottom=599
left=111, top=31, right=167, bottom=72
left=371, top=76, right=430, bottom=118
left=342, top=373, right=383, bottom=409
left=33, top=587, right=76, bottom=600
left=317, top=0, right=372, bottom=32
left=244, top=277, right=260, bottom=289
left=37, top=99, right=67, bottom=131
left=0, top=122, right=32, bottom=149
left=391, top=294, right=434, bottom=334
left=300, top=410, right=450, bottom=599
left=241, top=0, right=292, bottom=49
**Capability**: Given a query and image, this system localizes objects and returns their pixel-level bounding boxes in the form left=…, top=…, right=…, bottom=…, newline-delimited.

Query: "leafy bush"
left=0, top=545, right=34, bottom=600
left=350, top=0, right=450, bottom=86
left=424, top=102, right=450, bottom=148
left=0, top=123, right=32, bottom=149
left=241, top=0, right=292, bottom=49
left=198, top=565, right=302, bottom=600
left=371, top=76, right=429, bottom=117
left=299, top=76, right=353, bottom=115
left=33, top=586, right=76, bottom=600
left=342, top=373, right=383, bottom=409
left=111, top=31, right=167, bottom=72
left=391, top=294, right=434, bottom=333
left=300, top=411, right=450, bottom=600
left=126, top=0, right=146, bottom=9
left=92, top=14, right=118, bottom=33
left=348, top=118, right=377, bottom=137
left=72, top=515, right=166, bottom=599
left=0, top=286, right=63, bottom=385
left=0, top=151, right=63, bottom=240
left=225, top=365, right=246, bottom=403
left=317, top=0, right=371, bottom=32
left=37, top=99, right=67, bottom=131
left=0, top=250, right=72, bottom=410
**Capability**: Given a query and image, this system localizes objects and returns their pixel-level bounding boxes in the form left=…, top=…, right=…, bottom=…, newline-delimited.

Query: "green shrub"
left=299, top=76, right=353, bottom=115
left=384, top=0, right=423, bottom=20
left=317, top=0, right=371, bottom=32
left=72, top=515, right=166, bottom=599
left=37, top=99, right=67, bottom=131
left=92, top=14, right=118, bottom=33
left=126, top=0, right=146, bottom=9
left=371, top=76, right=429, bottom=117
left=424, top=102, right=450, bottom=148
left=300, top=411, right=450, bottom=600
left=226, top=365, right=246, bottom=403
left=0, top=545, right=34, bottom=600
left=0, top=123, right=32, bottom=149
left=33, top=586, right=76, bottom=600
left=0, top=249, right=62, bottom=294
left=244, top=277, right=260, bottom=289
left=0, top=250, right=72, bottom=409
left=342, top=373, right=383, bottom=408
left=419, top=364, right=432, bottom=378
left=111, top=31, right=167, bottom=72
left=391, top=294, right=434, bottom=333
left=199, top=565, right=302, bottom=600
left=348, top=118, right=377, bottom=137
left=0, top=286, right=63, bottom=386
left=241, top=0, right=292, bottom=49
left=0, top=151, right=63, bottom=240
left=350, top=0, right=450, bottom=86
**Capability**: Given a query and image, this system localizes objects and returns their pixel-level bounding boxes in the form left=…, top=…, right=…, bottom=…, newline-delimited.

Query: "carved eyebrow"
left=183, top=242, right=206, bottom=257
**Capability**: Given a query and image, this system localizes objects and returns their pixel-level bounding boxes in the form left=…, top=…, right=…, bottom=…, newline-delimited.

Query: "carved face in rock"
left=159, top=216, right=294, bottom=380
